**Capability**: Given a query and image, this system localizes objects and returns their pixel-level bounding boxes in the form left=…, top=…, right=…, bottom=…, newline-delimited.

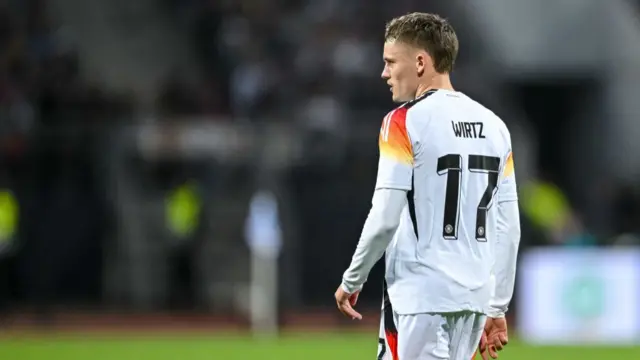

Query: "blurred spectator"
left=520, top=177, right=572, bottom=244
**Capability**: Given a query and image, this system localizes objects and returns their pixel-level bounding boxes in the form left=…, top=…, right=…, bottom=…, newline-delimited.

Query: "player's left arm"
left=488, top=150, right=521, bottom=318
left=480, top=149, right=520, bottom=358
left=341, top=108, right=414, bottom=294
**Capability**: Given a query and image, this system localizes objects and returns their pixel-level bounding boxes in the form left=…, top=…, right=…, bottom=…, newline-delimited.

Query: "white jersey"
left=377, top=89, right=518, bottom=315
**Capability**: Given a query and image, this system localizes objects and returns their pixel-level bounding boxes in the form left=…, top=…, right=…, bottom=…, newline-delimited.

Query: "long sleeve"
left=341, top=188, right=407, bottom=294
left=488, top=199, right=521, bottom=317
left=340, top=107, right=413, bottom=294
left=488, top=150, right=521, bottom=318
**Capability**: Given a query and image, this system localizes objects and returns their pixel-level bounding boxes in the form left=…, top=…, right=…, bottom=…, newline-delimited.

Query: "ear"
left=416, top=52, right=427, bottom=77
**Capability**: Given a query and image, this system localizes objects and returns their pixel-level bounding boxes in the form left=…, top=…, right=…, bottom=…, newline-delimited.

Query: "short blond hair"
left=385, top=12, right=459, bottom=73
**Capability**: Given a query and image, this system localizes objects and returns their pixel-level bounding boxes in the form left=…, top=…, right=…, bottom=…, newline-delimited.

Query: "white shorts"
left=377, top=284, right=486, bottom=360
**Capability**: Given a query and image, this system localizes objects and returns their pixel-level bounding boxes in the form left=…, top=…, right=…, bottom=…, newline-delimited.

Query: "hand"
left=479, top=317, right=508, bottom=360
left=334, top=285, right=362, bottom=320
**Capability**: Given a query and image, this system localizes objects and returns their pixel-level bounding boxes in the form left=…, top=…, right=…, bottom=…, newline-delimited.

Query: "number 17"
left=436, top=154, right=500, bottom=242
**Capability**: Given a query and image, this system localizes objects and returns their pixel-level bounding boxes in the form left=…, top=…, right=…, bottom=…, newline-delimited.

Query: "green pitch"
left=0, top=332, right=638, bottom=359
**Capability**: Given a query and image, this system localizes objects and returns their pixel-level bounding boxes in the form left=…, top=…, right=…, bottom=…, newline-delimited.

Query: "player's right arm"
left=340, top=107, right=413, bottom=296
left=488, top=150, right=521, bottom=319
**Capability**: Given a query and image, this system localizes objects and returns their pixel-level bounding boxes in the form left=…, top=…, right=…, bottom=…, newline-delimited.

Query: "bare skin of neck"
left=414, top=73, right=454, bottom=99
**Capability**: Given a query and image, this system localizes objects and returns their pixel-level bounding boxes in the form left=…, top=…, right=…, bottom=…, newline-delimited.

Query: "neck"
left=415, top=73, right=454, bottom=99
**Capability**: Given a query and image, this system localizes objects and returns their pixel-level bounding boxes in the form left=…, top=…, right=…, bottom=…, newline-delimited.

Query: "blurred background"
left=0, top=0, right=639, bottom=358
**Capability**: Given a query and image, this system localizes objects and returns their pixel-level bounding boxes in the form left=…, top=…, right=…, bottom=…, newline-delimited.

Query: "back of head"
left=385, top=12, right=459, bottom=74
left=382, top=13, right=459, bottom=103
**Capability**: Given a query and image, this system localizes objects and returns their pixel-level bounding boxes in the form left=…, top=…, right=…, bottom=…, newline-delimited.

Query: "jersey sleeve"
left=375, top=108, right=413, bottom=191
left=490, top=147, right=521, bottom=317
left=497, top=150, right=518, bottom=202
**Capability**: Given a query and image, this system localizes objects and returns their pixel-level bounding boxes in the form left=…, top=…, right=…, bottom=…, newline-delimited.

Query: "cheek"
left=390, top=67, right=400, bottom=81
left=393, top=67, right=409, bottom=85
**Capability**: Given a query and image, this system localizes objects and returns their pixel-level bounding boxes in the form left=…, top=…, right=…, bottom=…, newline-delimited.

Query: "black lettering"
left=452, top=121, right=486, bottom=139
left=464, top=122, right=473, bottom=138
left=451, top=121, right=463, bottom=137
left=477, top=122, right=485, bottom=139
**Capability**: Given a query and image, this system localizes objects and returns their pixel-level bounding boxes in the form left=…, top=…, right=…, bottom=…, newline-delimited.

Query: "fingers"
left=492, top=335, right=503, bottom=351
left=337, top=301, right=362, bottom=320
left=349, top=291, right=360, bottom=306
left=480, top=351, right=488, bottom=360
left=487, top=345, right=499, bottom=359
left=491, top=332, right=508, bottom=351
left=493, top=339, right=504, bottom=351
left=480, top=347, right=491, bottom=360
left=499, top=333, right=508, bottom=346
left=479, top=345, right=499, bottom=359
left=479, top=331, right=488, bottom=353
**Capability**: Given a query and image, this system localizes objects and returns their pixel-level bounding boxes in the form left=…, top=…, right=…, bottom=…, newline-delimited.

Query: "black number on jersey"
left=437, top=154, right=500, bottom=241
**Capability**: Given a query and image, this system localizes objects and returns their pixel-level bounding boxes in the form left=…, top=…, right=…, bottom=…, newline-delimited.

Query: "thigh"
left=396, top=313, right=450, bottom=360
left=447, top=312, right=487, bottom=360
